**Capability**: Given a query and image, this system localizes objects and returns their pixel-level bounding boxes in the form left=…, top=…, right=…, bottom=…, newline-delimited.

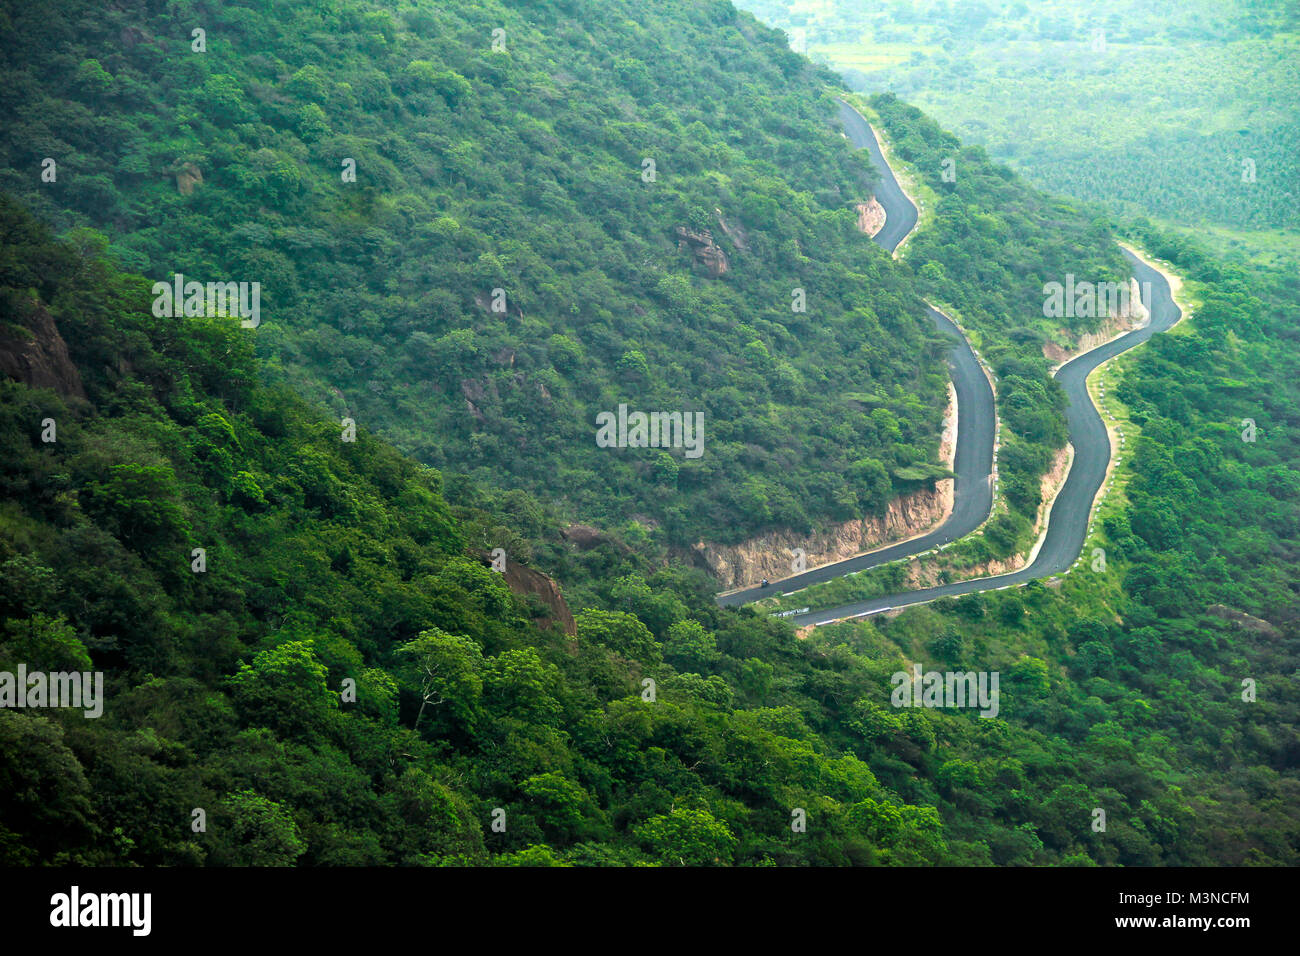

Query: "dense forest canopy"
left=3, top=201, right=1295, bottom=866
left=0, top=0, right=1127, bottom=548
left=0, top=0, right=1296, bottom=868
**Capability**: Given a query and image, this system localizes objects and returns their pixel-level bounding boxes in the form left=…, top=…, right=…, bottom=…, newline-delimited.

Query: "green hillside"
left=3, top=200, right=1296, bottom=865
left=737, top=0, right=1300, bottom=256
left=0, top=0, right=1123, bottom=548
left=0, top=0, right=1296, bottom=869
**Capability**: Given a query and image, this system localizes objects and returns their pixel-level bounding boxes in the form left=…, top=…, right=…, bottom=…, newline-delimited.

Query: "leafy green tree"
left=576, top=608, right=661, bottom=663
left=229, top=641, right=338, bottom=740
left=634, top=807, right=737, bottom=866
left=396, top=628, right=484, bottom=736
left=209, top=791, right=306, bottom=867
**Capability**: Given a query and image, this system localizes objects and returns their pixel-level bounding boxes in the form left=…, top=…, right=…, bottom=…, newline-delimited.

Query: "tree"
left=576, top=608, right=661, bottom=662
left=499, top=844, right=567, bottom=866
left=518, top=772, right=602, bottom=845
left=229, top=641, right=338, bottom=740
left=83, top=463, right=191, bottom=554
left=664, top=619, right=718, bottom=672
left=0, top=713, right=97, bottom=864
left=395, top=628, right=484, bottom=735
left=634, top=807, right=737, bottom=866
left=483, top=648, right=562, bottom=725
left=209, top=791, right=305, bottom=867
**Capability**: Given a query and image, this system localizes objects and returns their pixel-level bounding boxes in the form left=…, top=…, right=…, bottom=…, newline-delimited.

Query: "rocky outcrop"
left=714, top=209, right=749, bottom=253
left=1206, top=604, right=1282, bottom=638
left=561, top=523, right=634, bottom=556
left=0, top=302, right=87, bottom=400
left=173, top=162, right=203, bottom=196
left=476, top=550, right=576, bottom=637
left=855, top=199, right=886, bottom=238
left=562, top=524, right=606, bottom=549
left=1043, top=277, right=1149, bottom=365
left=675, top=226, right=728, bottom=278
left=460, top=378, right=491, bottom=404
left=695, top=484, right=953, bottom=591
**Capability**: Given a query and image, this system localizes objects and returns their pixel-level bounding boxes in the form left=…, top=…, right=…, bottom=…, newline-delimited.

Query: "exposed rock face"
left=562, top=524, right=605, bottom=549
left=714, top=209, right=749, bottom=253
left=1207, top=604, right=1282, bottom=638
left=476, top=550, right=576, bottom=637
left=460, top=378, right=491, bottom=404
left=693, top=484, right=953, bottom=591
left=675, top=226, right=729, bottom=278
left=693, top=389, right=958, bottom=591
left=120, top=26, right=150, bottom=48
left=0, top=301, right=87, bottom=400
left=1043, top=277, right=1149, bottom=364
left=561, top=524, right=637, bottom=560
left=174, top=162, right=202, bottom=196
left=855, top=199, right=886, bottom=238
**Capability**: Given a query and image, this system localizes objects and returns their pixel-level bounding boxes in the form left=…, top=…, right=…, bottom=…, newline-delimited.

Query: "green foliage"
left=0, top=198, right=953, bottom=864
left=0, top=1, right=1296, bottom=872
left=634, top=807, right=737, bottom=866
left=229, top=641, right=339, bottom=741
left=741, top=0, right=1300, bottom=236
left=0, top=0, right=971, bottom=546
left=208, top=791, right=306, bottom=867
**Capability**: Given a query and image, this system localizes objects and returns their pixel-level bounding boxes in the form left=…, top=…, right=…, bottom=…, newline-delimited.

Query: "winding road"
left=716, top=100, right=1182, bottom=627
left=837, top=99, right=917, bottom=253
left=718, top=103, right=994, bottom=608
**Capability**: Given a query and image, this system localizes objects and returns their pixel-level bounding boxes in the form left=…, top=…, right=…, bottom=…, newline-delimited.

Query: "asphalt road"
left=835, top=99, right=917, bottom=255
left=718, top=101, right=993, bottom=608
left=717, top=101, right=1183, bottom=626
left=786, top=249, right=1180, bottom=627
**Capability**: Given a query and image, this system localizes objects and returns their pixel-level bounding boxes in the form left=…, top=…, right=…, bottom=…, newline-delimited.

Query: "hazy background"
left=736, top=0, right=1300, bottom=269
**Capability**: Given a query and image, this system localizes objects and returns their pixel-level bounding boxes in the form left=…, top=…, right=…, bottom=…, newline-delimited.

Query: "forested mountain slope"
left=0, top=0, right=1124, bottom=548
left=0, top=202, right=993, bottom=865
left=1, top=0, right=1296, bottom=869
left=4, top=200, right=1296, bottom=866
left=0, top=0, right=940, bottom=544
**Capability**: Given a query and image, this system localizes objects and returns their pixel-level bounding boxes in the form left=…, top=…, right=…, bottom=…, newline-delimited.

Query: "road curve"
left=787, top=250, right=1180, bottom=627
left=717, top=101, right=1183, bottom=626
left=718, top=100, right=993, bottom=608
left=835, top=99, right=919, bottom=255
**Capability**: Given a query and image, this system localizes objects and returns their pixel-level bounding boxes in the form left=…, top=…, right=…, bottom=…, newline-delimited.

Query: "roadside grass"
left=806, top=563, right=1130, bottom=673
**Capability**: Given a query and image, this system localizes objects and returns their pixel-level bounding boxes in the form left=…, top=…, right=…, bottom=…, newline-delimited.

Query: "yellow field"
left=811, top=40, right=930, bottom=70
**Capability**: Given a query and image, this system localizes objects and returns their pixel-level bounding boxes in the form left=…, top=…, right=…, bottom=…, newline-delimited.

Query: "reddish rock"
left=475, top=549, right=576, bottom=637
left=675, top=226, right=729, bottom=278
left=0, top=301, right=87, bottom=400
